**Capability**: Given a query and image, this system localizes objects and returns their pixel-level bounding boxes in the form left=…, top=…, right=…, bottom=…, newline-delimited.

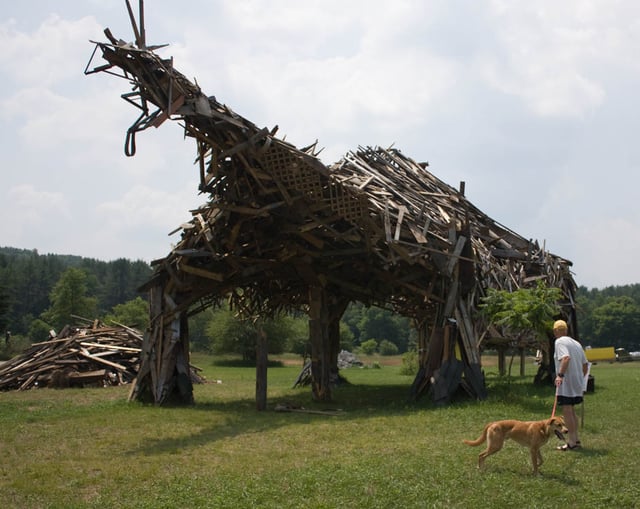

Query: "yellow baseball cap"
left=553, top=320, right=568, bottom=331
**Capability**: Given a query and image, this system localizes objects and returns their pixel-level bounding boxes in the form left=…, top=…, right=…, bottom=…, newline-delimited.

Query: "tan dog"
left=463, top=416, right=568, bottom=474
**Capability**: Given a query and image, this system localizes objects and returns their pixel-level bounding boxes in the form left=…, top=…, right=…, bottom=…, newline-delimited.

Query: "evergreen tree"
left=0, top=283, right=10, bottom=335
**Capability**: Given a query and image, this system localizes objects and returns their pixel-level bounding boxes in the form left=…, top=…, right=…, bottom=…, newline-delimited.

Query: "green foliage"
left=359, top=338, right=378, bottom=355
left=103, top=297, right=149, bottom=330
left=0, top=333, right=31, bottom=361
left=341, top=302, right=411, bottom=352
left=262, top=315, right=302, bottom=356
left=40, top=268, right=98, bottom=330
left=27, top=318, right=52, bottom=342
left=357, top=305, right=410, bottom=352
left=285, top=315, right=311, bottom=357
left=206, top=307, right=299, bottom=361
left=577, top=284, right=640, bottom=348
left=0, top=247, right=152, bottom=336
left=480, top=281, right=562, bottom=338
left=399, top=350, right=419, bottom=376
left=188, top=308, right=217, bottom=352
left=207, top=308, right=256, bottom=360
left=590, top=296, right=640, bottom=350
left=338, top=321, right=355, bottom=351
left=379, top=339, right=399, bottom=356
left=341, top=301, right=366, bottom=342
left=0, top=282, right=10, bottom=333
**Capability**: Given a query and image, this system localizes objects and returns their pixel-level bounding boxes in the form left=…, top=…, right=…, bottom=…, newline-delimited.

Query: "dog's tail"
left=462, top=424, right=489, bottom=447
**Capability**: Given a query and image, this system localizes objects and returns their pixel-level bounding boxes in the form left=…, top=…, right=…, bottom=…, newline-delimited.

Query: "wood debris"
left=274, top=402, right=344, bottom=416
left=0, top=322, right=145, bottom=391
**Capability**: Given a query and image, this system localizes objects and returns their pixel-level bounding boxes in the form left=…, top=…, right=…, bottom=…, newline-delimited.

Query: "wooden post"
left=308, top=285, right=331, bottom=401
left=130, top=285, right=194, bottom=405
left=416, top=319, right=428, bottom=367
left=498, top=346, right=506, bottom=376
left=129, top=284, right=162, bottom=403
left=256, top=325, right=268, bottom=411
left=328, top=297, right=349, bottom=386
left=175, top=312, right=194, bottom=404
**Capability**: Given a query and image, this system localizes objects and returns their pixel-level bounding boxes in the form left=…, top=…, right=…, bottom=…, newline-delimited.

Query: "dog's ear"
left=541, top=420, right=551, bottom=436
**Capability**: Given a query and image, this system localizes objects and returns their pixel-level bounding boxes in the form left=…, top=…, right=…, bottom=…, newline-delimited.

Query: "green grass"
left=1, top=355, right=639, bottom=508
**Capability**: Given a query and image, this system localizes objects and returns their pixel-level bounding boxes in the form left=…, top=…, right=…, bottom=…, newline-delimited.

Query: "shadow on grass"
left=483, top=374, right=559, bottom=413
left=487, top=467, right=584, bottom=485
left=124, top=382, right=449, bottom=456
left=210, top=358, right=285, bottom=368
left=124, top=374, right=564, bottom=457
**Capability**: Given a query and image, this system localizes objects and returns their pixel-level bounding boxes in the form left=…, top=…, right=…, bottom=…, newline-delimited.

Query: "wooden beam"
left=179, top=263, right=225, bottom=282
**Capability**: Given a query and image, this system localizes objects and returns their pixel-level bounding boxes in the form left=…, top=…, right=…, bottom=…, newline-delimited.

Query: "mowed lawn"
left=1, top=353, right=639, bottom=508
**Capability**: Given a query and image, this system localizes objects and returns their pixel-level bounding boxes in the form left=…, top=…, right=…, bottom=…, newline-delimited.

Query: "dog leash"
left=551, top=384, right=558, bottom=418
left=551, top=384, right=567, bottom=443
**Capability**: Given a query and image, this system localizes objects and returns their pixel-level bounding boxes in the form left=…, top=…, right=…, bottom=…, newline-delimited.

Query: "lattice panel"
left=261, top=144, right=323, bottom=200
left=328, top=181, right=367, bottom=222
left=261, top=142, right=368, bottom=223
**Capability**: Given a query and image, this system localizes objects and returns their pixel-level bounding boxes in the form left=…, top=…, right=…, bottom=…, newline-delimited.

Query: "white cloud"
left=477, top=2, right=610, bottom=117
left=8, top=184, right=69, bottom=222
left=92, top=182, right=202, bottom=260
left=167, top=0, right=458, bottom=163
left=0, top=185, right=70, bottom=252
left=1, top=1, right=640, bottom=287
left=0, top=15, right=100, bottom=87
left=574, top=217, right=640, bottom=287
left=97, top=183, right=199, bottom=231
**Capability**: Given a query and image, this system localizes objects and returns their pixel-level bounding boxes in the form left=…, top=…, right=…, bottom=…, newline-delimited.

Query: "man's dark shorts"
left=558, top=395, right=583, bottom=406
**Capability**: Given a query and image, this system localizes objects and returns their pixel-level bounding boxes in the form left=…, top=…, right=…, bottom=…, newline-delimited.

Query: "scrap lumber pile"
left=0, top=323, right=144, bottom=391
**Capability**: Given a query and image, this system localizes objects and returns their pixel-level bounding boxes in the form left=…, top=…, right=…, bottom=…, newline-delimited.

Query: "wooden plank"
left=297, top=231, right=325, bottom=249
left=461, top=300, right=481, bottom=364
left=384, top=202, right=392, bottom=243
left=151, top=94, right=185, bottom=127
left=421, top=217, right=431, bottom=237
left=79, top=342, right=141, bottom=353
left=394, top=206, right=407, bottom=241
left=447, top=235, right=466, bottom=276
left=75, top=348, right=129, bottom=372
left=408, top=223, right=427, bottom=244
left=255, top=325, right=268, bottom=411
left=443, top=278, right=458, bottom=318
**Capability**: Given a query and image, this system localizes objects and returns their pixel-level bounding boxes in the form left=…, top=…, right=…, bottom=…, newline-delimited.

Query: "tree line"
left=0, top=247, right=151, bottom=341
left=1, top=247, right=639, bottom=357
left=576, top=285, right=640, bottom=351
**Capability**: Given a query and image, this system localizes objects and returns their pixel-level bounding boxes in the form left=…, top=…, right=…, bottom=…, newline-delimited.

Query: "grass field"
left=1, top=354, right=639, bottom=508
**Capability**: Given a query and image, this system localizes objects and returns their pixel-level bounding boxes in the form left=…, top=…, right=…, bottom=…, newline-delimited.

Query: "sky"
left=1, top=1, right=639, bottom=289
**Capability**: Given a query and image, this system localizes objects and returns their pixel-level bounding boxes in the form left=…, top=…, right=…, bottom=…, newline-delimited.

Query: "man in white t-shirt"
left=553, top=319, right=589, bottom=450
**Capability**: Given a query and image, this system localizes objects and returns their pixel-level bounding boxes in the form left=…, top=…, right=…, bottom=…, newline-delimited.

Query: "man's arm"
left=557, top=356, right=570, bottom=375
